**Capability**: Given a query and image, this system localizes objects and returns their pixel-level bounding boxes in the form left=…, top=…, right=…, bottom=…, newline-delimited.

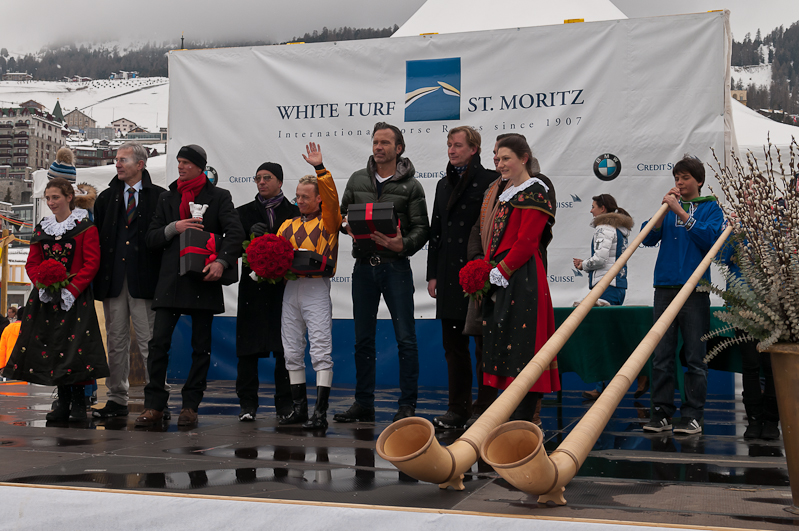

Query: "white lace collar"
left=498, top=177, right=548, bottom=203
left=40, top=208, right=89, bottom=237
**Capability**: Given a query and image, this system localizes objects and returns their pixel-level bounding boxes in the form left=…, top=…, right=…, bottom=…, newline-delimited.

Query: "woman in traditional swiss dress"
left=3, top=178, right=108, bottom=421
left=482, top=135, right=560, bottom=420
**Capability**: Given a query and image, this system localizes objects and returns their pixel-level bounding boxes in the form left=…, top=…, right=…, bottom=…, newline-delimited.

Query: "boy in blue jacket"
left=641, top=156, right=724, bottom=435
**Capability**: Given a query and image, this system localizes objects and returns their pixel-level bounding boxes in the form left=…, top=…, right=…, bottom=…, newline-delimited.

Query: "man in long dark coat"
left=92, top=142, right=165, bottom=418
left=136, top=144, right=244, bottom=427
left=426, top=126, right=496, bottom=429
left=235, top=162, right=299, bottom=422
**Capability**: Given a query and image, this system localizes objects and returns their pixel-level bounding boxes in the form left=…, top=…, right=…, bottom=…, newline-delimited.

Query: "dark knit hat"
left=256, top=162, right=283, bottom=182
left=177, top=144, right=207, bottom=170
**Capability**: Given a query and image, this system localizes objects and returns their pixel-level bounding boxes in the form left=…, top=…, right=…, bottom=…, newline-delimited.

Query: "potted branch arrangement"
left=703, top=138, right=799, bottom=514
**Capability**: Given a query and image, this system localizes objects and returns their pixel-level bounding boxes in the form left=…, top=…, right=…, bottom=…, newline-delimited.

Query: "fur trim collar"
left=73, top=183, right=98, bottom=211
left=41, top=208, right=89, bottom=237
left=591, top=211, right=634, bottom=230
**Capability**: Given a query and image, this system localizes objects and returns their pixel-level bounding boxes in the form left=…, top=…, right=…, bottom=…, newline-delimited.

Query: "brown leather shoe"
left=177, top=408, right=198, bottom=426
left=135, top=408, right=164, bottom=426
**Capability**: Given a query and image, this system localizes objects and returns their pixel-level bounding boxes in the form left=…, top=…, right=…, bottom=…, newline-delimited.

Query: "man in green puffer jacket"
left=334, top=122, right=429, bottom=424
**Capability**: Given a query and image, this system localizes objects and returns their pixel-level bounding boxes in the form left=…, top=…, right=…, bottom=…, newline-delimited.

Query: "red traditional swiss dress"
left=482, top=177, right=560, bottom=393
left=2, top=208, right=109, bottom=385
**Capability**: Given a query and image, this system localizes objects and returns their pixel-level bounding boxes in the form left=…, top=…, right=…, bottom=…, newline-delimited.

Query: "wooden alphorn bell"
left=479, top=223, right=734, bottom=505
left=376, top=203, right=672, bottom=490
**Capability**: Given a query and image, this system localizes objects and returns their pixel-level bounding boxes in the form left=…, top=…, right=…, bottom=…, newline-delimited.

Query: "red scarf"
left=177, top=174, right=207, bottom=220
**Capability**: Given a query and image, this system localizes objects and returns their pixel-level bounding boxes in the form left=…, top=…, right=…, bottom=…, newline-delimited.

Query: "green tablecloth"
left=554, top=306, right=741, bottom=383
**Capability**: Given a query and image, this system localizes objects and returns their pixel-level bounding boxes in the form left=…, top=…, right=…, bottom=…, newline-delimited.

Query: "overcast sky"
left=2, top=0, right=798, bottom=56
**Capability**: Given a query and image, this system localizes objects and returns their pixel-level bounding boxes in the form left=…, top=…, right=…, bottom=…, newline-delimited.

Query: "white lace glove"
left=489, top=267, right=509, bottom=288
left=39, top=289, right=53, bottom=302
left=60, top=289, right=76, bottom=311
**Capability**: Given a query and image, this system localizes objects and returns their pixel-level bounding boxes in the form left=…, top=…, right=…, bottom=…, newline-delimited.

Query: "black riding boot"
left=303, top=386, right=330, bottom=429
left=510, top=392, right=542, bottom=423
left=279, top=383, right=308, bottom=425
left=46, top=386, right=71, bottom=421
left=69, top=385, right=87, bottom=421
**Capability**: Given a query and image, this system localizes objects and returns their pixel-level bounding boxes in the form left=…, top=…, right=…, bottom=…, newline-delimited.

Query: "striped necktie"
left=126, top=188, right=136, bottom=225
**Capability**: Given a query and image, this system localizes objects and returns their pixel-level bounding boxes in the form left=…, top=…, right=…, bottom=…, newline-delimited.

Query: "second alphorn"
left=480, top=223, right=734, bottom=504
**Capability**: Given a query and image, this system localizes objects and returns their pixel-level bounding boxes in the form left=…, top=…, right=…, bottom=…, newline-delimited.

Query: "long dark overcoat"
left=235, top=196, right=299, bottom=357
left=426, top=154, right=497, bottom=321
left=146, top=178, right=244, bottom=314
left=93, top=169, right=166, bottom=301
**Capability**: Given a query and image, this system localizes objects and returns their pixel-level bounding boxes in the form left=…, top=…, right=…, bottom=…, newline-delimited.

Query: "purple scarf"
left=257, top=192, right=284, bottom=229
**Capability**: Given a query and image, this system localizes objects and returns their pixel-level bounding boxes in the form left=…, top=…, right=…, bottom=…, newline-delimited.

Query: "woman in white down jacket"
left=573, top=195, right=647, bottom=400
left=573, top=194, right=633, bottom=305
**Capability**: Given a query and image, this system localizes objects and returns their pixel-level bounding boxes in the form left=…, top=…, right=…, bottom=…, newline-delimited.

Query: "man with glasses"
left=334, top=122, right=429, bottom=423
left=91, top=142, right=166, bottom=418
left=234, top=161, right=299, bottom=421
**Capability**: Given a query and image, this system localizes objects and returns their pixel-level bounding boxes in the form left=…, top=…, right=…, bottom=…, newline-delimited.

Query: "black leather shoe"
left=92, top=401, right=129, bottom=418
left=333, top=402, right=375, bottom=423
left=743, top=417, right=762, bottom=440
left=432, top=410, right=468, bottom=429
left=393, top=405, right=415, bottom=422
left=761, top=420, right=781, bottom=440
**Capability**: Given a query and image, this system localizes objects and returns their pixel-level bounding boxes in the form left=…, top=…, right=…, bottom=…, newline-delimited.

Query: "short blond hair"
left=297, top=174, right=318, bottom=194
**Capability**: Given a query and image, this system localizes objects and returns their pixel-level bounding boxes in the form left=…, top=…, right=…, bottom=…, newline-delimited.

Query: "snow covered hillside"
left=732, top=63, right=772, bottom=88
left=0, top=77, right=168, bottom=133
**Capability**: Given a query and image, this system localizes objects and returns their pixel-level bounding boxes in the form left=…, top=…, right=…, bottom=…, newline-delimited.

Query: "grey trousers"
left=102, top=277, right=155, bottom=406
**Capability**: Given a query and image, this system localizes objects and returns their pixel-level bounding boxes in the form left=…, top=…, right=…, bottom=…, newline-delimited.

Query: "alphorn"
left=480, top=223, right=734, bottom=504
left=376, top=203, right=671, bottom=490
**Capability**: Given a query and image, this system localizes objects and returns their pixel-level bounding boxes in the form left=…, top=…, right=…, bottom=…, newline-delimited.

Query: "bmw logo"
left=205, top=166, right=218, bottom=185
left=593, top=154, right=621, bottom=181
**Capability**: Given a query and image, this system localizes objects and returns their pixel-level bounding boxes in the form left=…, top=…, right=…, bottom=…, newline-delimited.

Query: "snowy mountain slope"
left=0, top=77, right=169, bottom=133
left=731, top=63, right=772, bottom=88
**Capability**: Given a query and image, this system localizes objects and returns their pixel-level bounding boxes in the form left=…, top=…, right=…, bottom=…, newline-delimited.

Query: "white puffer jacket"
left=582, top=211, right=634, bottom=288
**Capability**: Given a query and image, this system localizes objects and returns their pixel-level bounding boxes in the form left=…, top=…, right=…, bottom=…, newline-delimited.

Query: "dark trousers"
left=740, top=334, right=779, bottom=422
left=472, top=335, right=497, bottom=412
left=236, top=352, right=292, bottom=414
left=352, top=259, right=419, bottom=409
left=441, top=319, right=474, bottom=417
left=651, top=289, right=709, bottom=419
left=144, top=309, right=213, bottom=411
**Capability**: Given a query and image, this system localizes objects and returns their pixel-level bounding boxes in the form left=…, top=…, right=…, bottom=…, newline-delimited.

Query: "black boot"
left=279, top=383, right=308, bottom=425
left=303, top=386, right=330, bottom=429
left=510, top=392, right=541, bottom=422
left=46, top=386, right=71, bottom=421
left=69, top=385, right=87, bottom=421
left=744, top=416, right=763, bottom=439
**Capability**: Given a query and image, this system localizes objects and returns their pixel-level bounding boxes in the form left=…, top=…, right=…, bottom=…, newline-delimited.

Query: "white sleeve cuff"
left=39, top=289, right=53, bottom=302
left=489, top=267, right=509, bottom=288
left=60, top=289, right=76, bottom=311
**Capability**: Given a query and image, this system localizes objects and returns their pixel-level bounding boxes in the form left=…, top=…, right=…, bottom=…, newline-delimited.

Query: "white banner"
left=167, top=11, right=731, bottom=318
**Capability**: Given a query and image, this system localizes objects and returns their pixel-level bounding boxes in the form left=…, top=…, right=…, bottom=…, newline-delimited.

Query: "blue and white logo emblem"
left=593, top=154, right=621, bottom=181
left=405, top=58, right=461, bottom=122
left=205, top=166, right=218, bottom=185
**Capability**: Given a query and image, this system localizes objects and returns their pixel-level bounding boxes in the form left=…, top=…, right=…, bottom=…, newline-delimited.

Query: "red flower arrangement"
left=31, top=259, right=72, bottom=293
left=459, top=259, right=493, bottom=301
left=242, top=234, right=297, bottom=284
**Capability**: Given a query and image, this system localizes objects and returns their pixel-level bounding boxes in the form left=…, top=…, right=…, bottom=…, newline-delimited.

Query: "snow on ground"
left=0, top=77, right=169, bottom=133
left=732, top=63, right=771, bottom=88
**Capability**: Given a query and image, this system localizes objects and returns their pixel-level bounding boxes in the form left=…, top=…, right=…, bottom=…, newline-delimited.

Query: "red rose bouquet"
left=242, top=234, right=297, bottom=284
left=459, top=259, right=493, bottom=301
left=31, top=258, right=72, bottom=293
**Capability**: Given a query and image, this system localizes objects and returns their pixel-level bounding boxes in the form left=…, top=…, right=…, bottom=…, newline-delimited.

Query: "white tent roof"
left=730, top=98, right=799, bottom=154
left=392, top=0, right=627, bottom=37
left=32, top=155, right=168, bottom=222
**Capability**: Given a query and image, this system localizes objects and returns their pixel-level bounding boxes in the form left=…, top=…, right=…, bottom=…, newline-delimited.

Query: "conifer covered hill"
left=731, top=21, right=799, bottom=114
left=0, top=25, right=397, bottom=82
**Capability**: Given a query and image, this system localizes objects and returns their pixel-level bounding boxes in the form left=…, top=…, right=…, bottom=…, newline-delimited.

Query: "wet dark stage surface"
left=0, top=380, right=796, bottom=529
